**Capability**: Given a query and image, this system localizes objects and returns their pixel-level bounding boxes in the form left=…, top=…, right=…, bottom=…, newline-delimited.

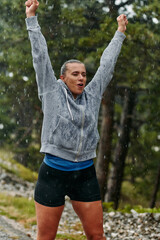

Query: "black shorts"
left=34, top=162, right=101, bottom=207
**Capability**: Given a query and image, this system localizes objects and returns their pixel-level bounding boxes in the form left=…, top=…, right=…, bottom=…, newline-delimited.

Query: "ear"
left=60, top=75, right=65, bottom=82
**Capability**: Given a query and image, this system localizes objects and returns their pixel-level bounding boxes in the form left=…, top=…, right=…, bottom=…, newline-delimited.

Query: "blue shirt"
left=44, top=154, right=94, bottom=171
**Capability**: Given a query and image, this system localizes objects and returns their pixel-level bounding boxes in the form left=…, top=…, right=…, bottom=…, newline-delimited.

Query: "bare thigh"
left=71, top=200, right=106, bottom=240
left=35, top=201, right=64, bottom=240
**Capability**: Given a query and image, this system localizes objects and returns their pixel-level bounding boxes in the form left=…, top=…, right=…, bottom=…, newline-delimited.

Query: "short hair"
left=60, top=59, right=84, bottom=76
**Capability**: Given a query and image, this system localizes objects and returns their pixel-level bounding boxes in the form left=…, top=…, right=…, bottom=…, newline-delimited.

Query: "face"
left=60, top=63, right=87, bottom=99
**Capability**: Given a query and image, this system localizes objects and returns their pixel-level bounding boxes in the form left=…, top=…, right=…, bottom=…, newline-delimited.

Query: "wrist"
left=117, top=26, right=126, bottom=33
left=26, top=12, right=36, bottom=18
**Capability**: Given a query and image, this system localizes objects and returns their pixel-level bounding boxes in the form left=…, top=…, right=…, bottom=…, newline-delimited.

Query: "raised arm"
left=25, top=0, right=57, bottom=99
left=85, top=14, right=128, bottom=98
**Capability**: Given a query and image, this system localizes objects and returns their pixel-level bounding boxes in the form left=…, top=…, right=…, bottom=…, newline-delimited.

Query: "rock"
left=131, top=209, right=138, bottom=218
left=0, top=159, right=160, bottom=240
left=153, top=213, right=160, bottom=222
left=108, top=211, right=115, bottom=217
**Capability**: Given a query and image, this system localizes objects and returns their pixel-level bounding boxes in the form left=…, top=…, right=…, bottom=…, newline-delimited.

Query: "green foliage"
left=0, top=192, right=87, bottom=238
left=118, top=204, right=160, bottom=214
left=103, top=202, right=115, bottom=212
left=0, top=193, right=35, bottom=228
left=103, top=201, right=160, bottom=214
left=0, top=0, right=160, bottom=207
left=0, top=148, right=38, bottom=182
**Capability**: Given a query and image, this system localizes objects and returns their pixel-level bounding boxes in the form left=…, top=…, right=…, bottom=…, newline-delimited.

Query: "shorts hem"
left=34, top=195, right=65, bottom=207
left=70, top=195, right=101, bottom=202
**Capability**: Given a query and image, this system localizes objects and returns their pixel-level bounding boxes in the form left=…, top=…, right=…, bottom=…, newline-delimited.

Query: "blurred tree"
left=150, top=163, right=160, bottom=208
left=114, top=0, right=160, bottom=207
left=95, top=0, right=160, bottom=207
left=106, top=88, right=135, bottom=209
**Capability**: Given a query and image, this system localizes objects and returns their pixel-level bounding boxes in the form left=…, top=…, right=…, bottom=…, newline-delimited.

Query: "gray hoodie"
left=26, top=16, right=126, bottom=162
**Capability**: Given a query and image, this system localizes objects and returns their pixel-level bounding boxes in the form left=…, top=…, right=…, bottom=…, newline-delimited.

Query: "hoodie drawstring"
left=64, top=89, right=74, bottom=121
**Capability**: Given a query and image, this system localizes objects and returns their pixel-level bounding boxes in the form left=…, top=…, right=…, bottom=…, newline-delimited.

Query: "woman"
left=25, top=0, right=128, bottom=239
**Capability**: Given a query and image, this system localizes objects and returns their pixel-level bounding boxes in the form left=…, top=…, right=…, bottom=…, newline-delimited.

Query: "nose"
left=79, top=74, right=84, bottom=81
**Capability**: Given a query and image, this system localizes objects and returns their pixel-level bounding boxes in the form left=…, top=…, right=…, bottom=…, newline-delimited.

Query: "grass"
left=0, top=192, right=36, bottom=228
left=0, top=192, right=87, bottom=239
left=0, top=148, right=37, bottom=228
left=0, top=148, right=38, bottom=182
left=56, top=234, right=86, bottom=240
left=0, top=148, right=87, bottom=238
left=0, top=147, right=159, bottom=239
left=103, top=201, right=160, bottom=213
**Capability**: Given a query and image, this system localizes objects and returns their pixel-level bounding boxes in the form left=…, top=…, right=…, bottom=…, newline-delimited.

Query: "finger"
left=25, top=0, right=39, bottom=8
left=117, top=14, right=126, bottom=21
left=124, top=18, right=128, bottom=24
left=33, top=0, right=39, bottom=5
left=120, top=14, right=125, bottom=19
left=117, top=16, right=121, bottom=21
left=25, top=0, right=32, bottom=7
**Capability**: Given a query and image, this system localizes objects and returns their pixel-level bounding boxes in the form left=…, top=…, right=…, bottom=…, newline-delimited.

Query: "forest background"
left=0, top=0, right=160, bottom=210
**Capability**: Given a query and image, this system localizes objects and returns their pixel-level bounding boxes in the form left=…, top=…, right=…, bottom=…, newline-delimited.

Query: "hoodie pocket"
left=85, top=129, right=100, bottom=151
left=83, top=119, right=100, bottom=151
left=49, top=115, right=78, bottom=151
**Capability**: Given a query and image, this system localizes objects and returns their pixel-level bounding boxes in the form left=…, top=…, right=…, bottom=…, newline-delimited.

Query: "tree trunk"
left=96, top=85, right=115, bottom=201
left=150, top=164, right=160, bottom=208
left=105, top=88, right=135, bottom=209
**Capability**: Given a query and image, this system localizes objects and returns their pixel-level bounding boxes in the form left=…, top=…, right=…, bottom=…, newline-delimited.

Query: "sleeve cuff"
left=114, top=30, right=126, bottom=42
left=25, top=16, right=39, bottom=30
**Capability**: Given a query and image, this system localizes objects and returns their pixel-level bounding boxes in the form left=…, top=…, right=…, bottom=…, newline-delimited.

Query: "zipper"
left=75, top=106, right=85, bottom=162
left=64, top=88, right=74, bottom=121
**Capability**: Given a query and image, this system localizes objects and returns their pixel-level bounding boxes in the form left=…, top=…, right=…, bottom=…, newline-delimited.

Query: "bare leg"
left=71, top=200, right=106, bottom=240
left=35, top=201, right=64, bottom=240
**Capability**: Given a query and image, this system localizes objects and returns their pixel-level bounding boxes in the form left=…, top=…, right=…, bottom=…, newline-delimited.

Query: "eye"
left=72, top=73, right=78, bottom=76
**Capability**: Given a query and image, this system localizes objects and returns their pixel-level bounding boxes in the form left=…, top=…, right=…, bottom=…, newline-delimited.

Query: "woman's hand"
left=117, top=14, right=128, bottom=33
left=25, top=0, right=39, bottom=18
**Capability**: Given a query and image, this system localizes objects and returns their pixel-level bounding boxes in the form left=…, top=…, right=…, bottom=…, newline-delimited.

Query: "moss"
left=0, top=148, right=38, bottom=182
left=102, top=202, right=115, bottom=212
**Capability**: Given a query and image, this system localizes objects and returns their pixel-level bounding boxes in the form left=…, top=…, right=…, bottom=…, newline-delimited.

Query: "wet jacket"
left=26, top=16, right=126, bottom=162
